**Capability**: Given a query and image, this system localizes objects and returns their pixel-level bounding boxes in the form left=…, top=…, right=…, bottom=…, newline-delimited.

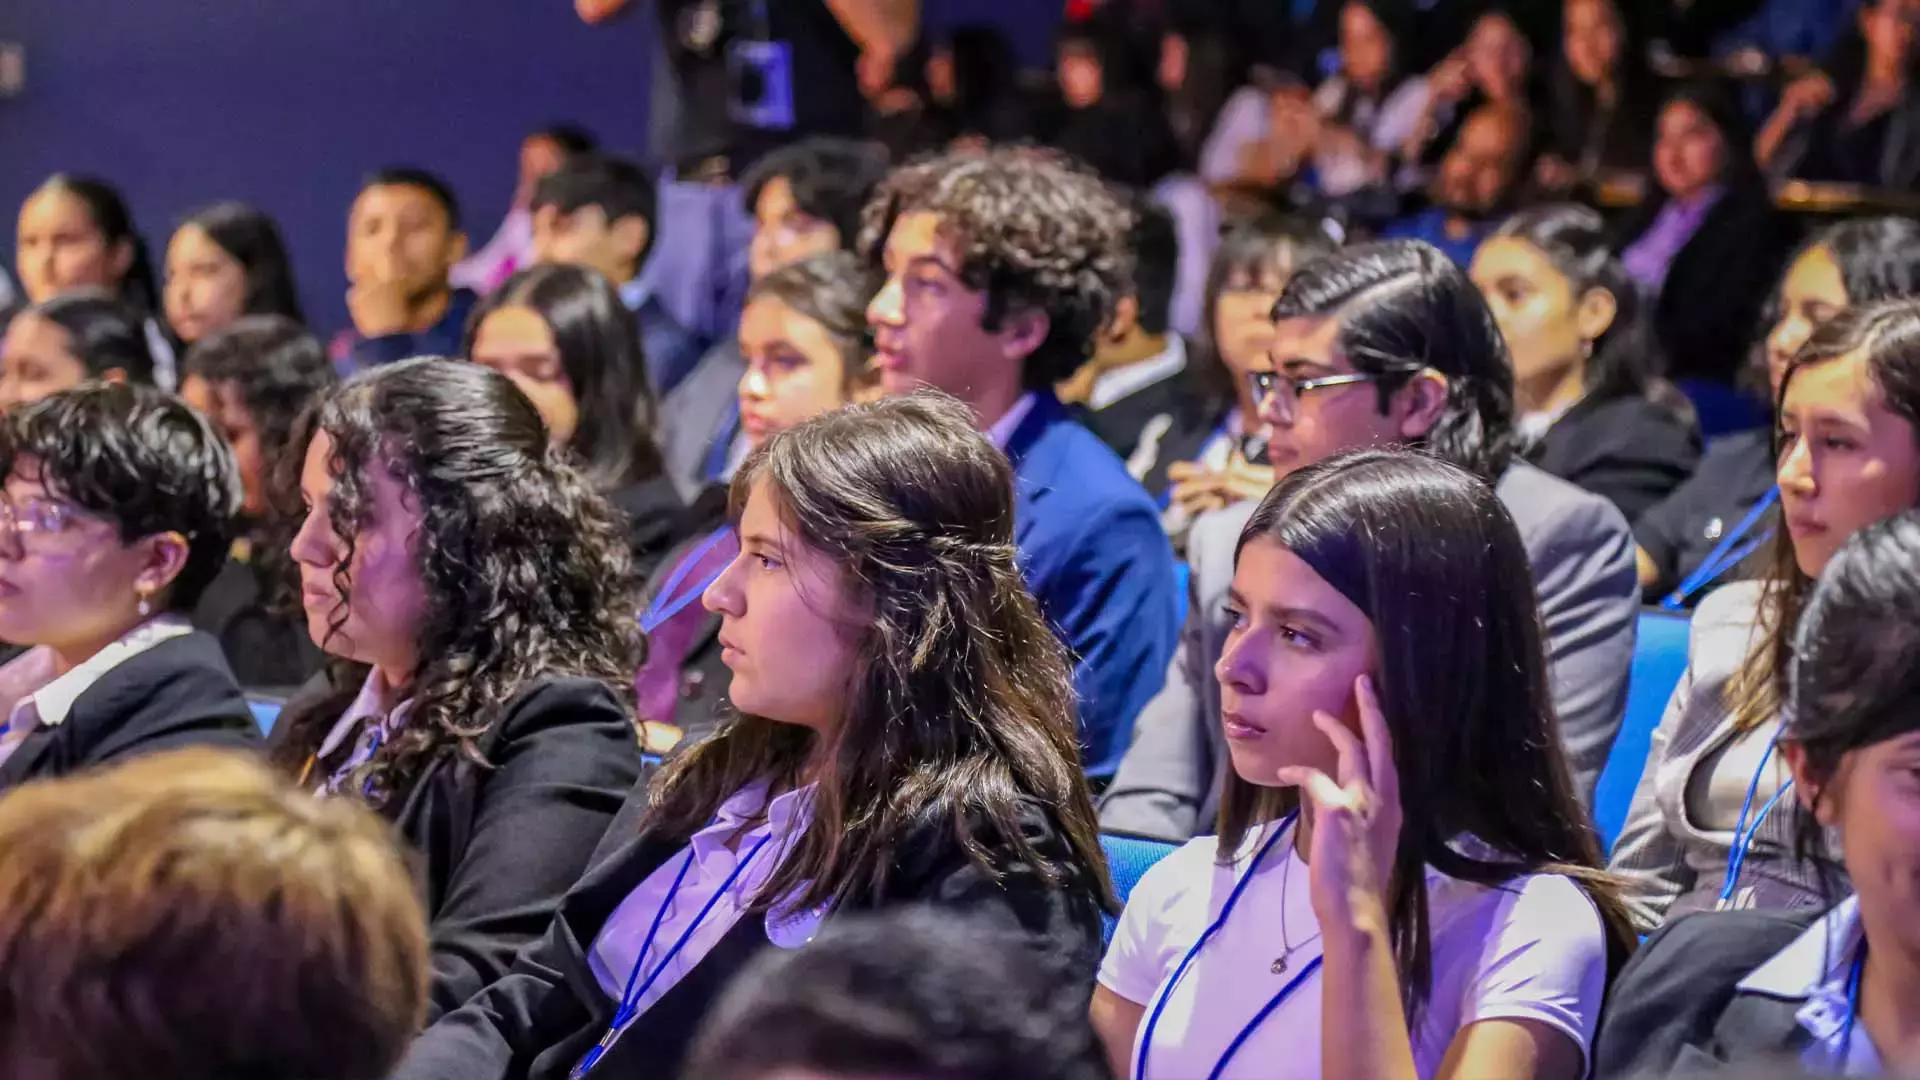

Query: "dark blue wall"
left=0, top=1, right=1059, bottom=335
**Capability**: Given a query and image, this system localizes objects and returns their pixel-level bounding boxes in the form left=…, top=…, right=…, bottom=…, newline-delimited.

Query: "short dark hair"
left=360, top=167, right=462, bottom=232
left=0, top=382, right=241, bottom=612
left=744, top=251, right=881, bottom=395
left=859, top=148, right=1131, bottom=388
left=25, top=289, right=156, bottom=384
left=529, top=123, right=598, bottom=157
left=687, top=910, right=1109, bottom=1080
left=744, top=137, right=891, bottom=251
left=530, top=153, right=658, bottom=264
left=1123, top=196, right=1179, bottom=337
left=1272, top=239, right=1516, bottom=481
left=174, top=202, right=306, bottom=326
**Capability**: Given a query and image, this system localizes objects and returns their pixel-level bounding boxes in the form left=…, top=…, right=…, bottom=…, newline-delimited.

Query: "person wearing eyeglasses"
left=0, top=383, right=258, bottom=791
left=1101, top=240, right=1640, bottom=842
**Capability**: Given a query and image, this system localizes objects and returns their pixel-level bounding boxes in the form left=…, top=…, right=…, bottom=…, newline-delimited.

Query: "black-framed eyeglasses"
left=1246, top=370, right=1384, bottom=409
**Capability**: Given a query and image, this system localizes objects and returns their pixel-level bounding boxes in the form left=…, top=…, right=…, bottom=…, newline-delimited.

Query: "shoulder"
left=1612, top=908, right=1817, bottom=1014
left=1690, top=579, right=1767, bottom=656
left=1188, top=500, right=1259, bottom=576
left=1124, top=833, right=1229, bottom=916
left=81, top=631, right=247, bottom=717
left=1563, top=396, right=1700, bottom=456
left=490, top=676, right=631, bottom=739
left=1497, top=461, right=1632, bottom=553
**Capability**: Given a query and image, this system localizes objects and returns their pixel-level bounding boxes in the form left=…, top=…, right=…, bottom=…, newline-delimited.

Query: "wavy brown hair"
left=268, top=358, right=642, bottom=806
left=641, top=392, right=1115, bottom=915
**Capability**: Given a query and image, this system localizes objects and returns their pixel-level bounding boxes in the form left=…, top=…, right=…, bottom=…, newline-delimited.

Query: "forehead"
left=756, top=175, right=799, bottom=217
left=1785, top=349, right=1880, bottom=413
left=883, top=210, right=961, bottom=266
left=1472, top=235, right=1554, bottom=280
left=1784, top=245, right=1847, bottom=302
left=351, top=184, right=446, bottom=225
left=2, top=312, right=69, bottom=354
left=1232, top=536, right=1369, bottom=626
left=473, top=305, right=556, bottom=351
left=1270, top=314, right=1342, bottom=360
left=19, top=188, right=94, bottom=231
left=1460, top=110, right=1519, bottom=150
left=1659, top=101, right=1715, bottom=136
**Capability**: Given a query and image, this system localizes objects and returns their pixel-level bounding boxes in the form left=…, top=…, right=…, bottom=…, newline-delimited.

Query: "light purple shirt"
left=1622, top=187, right=1723, bottom=293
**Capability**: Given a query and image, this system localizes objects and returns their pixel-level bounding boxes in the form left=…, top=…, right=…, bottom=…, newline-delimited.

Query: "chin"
left=1224, top=740, right=1289, bottom=788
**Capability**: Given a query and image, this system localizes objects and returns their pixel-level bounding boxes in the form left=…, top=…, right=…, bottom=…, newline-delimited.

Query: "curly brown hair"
left=268, top=358, right=643, bottom=806
left=856, top=147, right=1131, bottom=388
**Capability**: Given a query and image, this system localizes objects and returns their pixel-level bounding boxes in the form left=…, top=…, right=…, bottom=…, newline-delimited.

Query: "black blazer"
left=190, top=555, right=327, bottom=695
left=609, top=475, right=693, bottom=583
left=274, top=673, right=643, bottom=1021
left=392, top=788, right=1108, bottom=1080
left=0, top=629, right=259, bottom=790
left=1593, top=907, right=1823, bottom=1078
left=1614, top=185, right=1795, bottom=385
left=1524, top=393, right=1703, bottom=524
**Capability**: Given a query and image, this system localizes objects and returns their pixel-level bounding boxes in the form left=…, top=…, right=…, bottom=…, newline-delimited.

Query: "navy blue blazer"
left=1004, top=394, right=1179, bottom=780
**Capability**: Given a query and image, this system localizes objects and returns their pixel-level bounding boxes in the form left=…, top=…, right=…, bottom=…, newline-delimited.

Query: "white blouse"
left=1099, top=822, right=1609, bottom=1080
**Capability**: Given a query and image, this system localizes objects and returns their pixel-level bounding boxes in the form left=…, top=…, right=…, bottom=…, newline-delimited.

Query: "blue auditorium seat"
left=1593, top=609, right=1692, bottom=852
left=246, top=697, right=283, bottom=735
left=1100, top=832, right=1180, bottom=943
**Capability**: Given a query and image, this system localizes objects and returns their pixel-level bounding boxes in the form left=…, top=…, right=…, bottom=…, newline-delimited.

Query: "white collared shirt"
left=313, top=669, right=415, bottom=797
left=588, top=781, right=821, bottom=1038
left=1088, top=337, right=1189, bottom=412
left=1100, top=822, right=1609, bottom=1079
left=985, top=392, right=1040, bottom=451
left=0, top=616, right=194, bottom=769
left=1737, top=896, right=1880, bottom=1074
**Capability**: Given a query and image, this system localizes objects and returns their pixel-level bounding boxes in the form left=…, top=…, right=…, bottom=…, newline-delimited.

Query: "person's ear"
left=108, top=238, right=135, bottom=286
left=1574, top=285, right=1619, bottom=345
left=612, top=216, right=651, bottom=272
left=1782, top=740, right=1841, bottom=826
left=996, top=306, right=1051, bottom=366
left=100, top=368, right=129, bottom=386
left=1106, top=294, right=1141, bottom=344
left=446, top=230, right=471, bottom=267
left=133, top=530, right=193, bottom=610
left=1392, top=369, right=1451, bottom=440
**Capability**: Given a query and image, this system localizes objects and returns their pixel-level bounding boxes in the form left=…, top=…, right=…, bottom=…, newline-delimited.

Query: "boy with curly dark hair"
left=860, top=147, right=1178, bottom=781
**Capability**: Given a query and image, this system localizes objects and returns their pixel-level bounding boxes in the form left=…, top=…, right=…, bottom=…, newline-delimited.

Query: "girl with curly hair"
left=395, top=393, right=1112, bottom=1080
left=268, top=357, right=644, bottom=1021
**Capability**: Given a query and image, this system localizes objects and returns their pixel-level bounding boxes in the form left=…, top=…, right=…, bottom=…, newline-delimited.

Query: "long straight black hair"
left=32, top=175, right=160, bottom=315
left=1217, top=447, right=1636, bottom=1018
left=174, top=202, right=305, bottom=327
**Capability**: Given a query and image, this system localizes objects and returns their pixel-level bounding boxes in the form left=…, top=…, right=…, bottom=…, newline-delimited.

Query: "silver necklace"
left=1273, top=828, right=1324, bottom=975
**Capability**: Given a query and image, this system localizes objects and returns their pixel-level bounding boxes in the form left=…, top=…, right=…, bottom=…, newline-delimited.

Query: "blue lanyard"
left=640, top=528, right=734, bottom=634
left=1718, top=720, right=1793, bottom=909
left=1663, top=487, right=1780, bottom=611
left=1137, top=813, right=1321, bottom=1080
left=703, top=407, right=742, bottom=484
left=573, top=831, right=774, bottom=1078
left=1836, top=942, right=1867, bottom=1069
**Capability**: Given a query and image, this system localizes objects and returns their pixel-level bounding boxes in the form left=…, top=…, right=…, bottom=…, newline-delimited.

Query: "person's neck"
left=1059, top=331, right=1170, bottom=404
left=1865, top=55, right=1907, bottom=89
left=1293, top=800, right=1316, bottom=864
left=402, top=288, right=453, bottom=335
left=1595, top=77, right=1617, bottom=108
left=372, top=662, right=415, bottom=710
left=49, top=619, right=143, bottom=678
left=1857, top=930, right=1920, bottom=1069
left=969, top=378, right=1034, bottom=436
left=1517, top=359, right=1587, bottom=416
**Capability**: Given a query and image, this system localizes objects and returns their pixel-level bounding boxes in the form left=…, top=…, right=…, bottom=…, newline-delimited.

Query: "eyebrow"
left=1226, top=588, right=1345, bottom=637
left=903, top=253, right=960, bottom=278
left=740, top=531, right=785, bottom=552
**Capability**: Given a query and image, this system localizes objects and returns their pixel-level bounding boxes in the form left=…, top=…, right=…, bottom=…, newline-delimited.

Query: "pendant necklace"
left=1272, top=826, right=1324, bottom=975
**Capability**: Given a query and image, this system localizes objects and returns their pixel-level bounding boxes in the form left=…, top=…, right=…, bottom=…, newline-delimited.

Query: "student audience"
left=1473, top=203, right=1702, bottom=521
left=1400, top=9, right=1537, bottom=177
left=1638, top=216, right=1920, bottom=606
left=687, top=910, right=1110, bottom=1080
left=162, top=201, right=304, bottom=346
left=0, top=290, right=155, bottom=408
left=178, top=316, right=336, bottom=690
left=392, top=394, right=1111, bottom=1080
left=1092, top=447, right=1635, bottom=1080
left=1611, top=298, right=1920, bottom=929
left=335, top=168, right=474, bottom=373
left=1063, top=199, right=1186, bottom=450
left=633, top=251, right=880, bottom=750
left=454, top=123, right=597, bottom=293
left=0, top=748, right=429, bottom=1080
left=1538, top=0, right=1656, bottom=193
left=660, top=137, right=890, bottom=501
left=267, top=358, right=644, bottom=1018
left=528, top=152, right=705, bottom=396
left=862, top=147, right=1179, bottom=781
left=1757, top=0, right=1920, bottom=190
left=1380, top=99, right=1533, bottom=267
left=1045, top=17, right=1181, bottom=190
left=0, top=383, right=257, bottom=790
left=1615, top=82, right=1795, bottom=385
left=1596, top=511, right=1920, bottom=1077
left=464, top=262, right=685, bottom=576
left=13, top=174, right=176, bottom=386
left=1102, top=240, right=1638, bottom=840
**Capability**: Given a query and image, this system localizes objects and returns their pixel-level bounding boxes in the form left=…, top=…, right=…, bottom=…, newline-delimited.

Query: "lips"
left=1222, top=711, right=1267, bottom=740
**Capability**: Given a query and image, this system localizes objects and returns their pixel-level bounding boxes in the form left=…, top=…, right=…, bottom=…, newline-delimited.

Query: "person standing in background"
left=574, top=0, right=917, bottom=348
left=452, top=125, right=598, bottom=295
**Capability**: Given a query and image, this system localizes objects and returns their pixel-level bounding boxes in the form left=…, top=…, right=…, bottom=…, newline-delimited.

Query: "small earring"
left=136, top=594, right=152, bottom=618
left=1581, top=338, right=1595, bottom=360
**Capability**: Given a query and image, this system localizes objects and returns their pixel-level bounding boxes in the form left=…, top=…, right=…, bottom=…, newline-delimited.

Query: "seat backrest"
left=1100, top=832, right=1180, bottom=943
left=246, top=697, right=283, bottom=736
left=1594, top=609, right=1693, bottom=851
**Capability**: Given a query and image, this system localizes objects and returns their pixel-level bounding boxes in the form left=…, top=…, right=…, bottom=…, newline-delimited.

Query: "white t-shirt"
left=1099, top=823, right=1608, bottom=1080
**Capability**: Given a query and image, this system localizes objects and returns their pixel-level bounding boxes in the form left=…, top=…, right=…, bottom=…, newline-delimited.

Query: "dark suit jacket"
left=1593, top=908, right=1822, bottom=1078
left=1525, top=393, right=1703, bottom=524
left=190, top=556, right=327, bottom=695
left=1100, top=460, right=1639, bottom=839
left=1614, top=186, right=1794, bottom=385
left=391, top=789, right=1107, bottom=1080
left=1007, top=394, right=1180, bottom=780
left=274, top=674, right=642, bottom=1021
left=0, top=630, right=259, bottom=789
left=608, top=475, right=692, bottom=582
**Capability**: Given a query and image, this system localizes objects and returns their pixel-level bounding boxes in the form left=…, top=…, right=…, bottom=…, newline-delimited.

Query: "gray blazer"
left=1607, top=580, right=1835, bottom=930
left=658, top=339, right=747, bottom=502
left=1099, top=460, right=1639, bottom=840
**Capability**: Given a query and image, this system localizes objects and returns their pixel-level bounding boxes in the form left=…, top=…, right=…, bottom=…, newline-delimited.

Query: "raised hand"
left=1277, top=674, right=1403, bottom=934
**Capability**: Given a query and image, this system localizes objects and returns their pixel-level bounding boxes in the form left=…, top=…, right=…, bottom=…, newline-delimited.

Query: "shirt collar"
left=1088, top=337, right=1188, bottom=411
left=315, top=668, right=415, bottom=760
left=1739, top=897, right=1872, bottom=1055
left=711, top=779, right=817, bottom=835
left=618, top=275, right=653, bottom=313
left=985, top=392, right=1040, bottom=450
left=6, top=617, right=193, bottom=731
